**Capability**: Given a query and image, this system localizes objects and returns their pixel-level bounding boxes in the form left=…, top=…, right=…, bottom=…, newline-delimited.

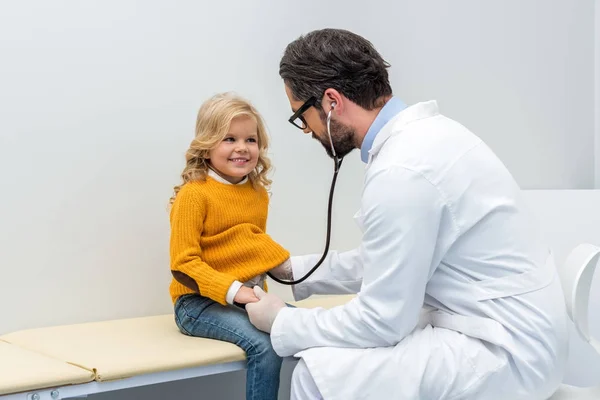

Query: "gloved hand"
left=269, top=258, right=293, bottom=280
left=246, top=286, right=286, bottom=333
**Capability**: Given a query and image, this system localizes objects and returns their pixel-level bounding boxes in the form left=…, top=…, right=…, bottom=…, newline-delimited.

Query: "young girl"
left=169, top=92, right=291, bottom=400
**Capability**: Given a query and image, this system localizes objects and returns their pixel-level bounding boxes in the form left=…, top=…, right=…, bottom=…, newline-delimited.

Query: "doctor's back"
left=369, top=100, right=569, bottom=398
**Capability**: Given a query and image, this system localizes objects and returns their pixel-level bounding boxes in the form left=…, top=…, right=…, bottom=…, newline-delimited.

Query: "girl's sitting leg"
left=174, top=294, right=282, bottom=400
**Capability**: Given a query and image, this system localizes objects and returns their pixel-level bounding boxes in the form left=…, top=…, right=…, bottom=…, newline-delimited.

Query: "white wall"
left=0, top=0, right=598, bottom=398
left=596, top=0, right=600, bottom=188
left=522, top=191, right=600, bottom=388
left=373, top=1, right=596, bottom=190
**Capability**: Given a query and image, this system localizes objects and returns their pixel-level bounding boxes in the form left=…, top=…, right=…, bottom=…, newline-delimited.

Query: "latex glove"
left=269, top=258, right=293, bottom=280
left=246, top=286, right=286, bottom=333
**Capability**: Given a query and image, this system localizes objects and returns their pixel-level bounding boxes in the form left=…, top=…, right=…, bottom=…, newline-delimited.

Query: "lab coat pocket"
left=429, top=329, right=508, bottom=400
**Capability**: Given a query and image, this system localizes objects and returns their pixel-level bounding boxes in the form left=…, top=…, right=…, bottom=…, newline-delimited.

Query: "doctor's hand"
left=269, top=258, right=293, bottom=280
left=246, top=286, right=286, bottom=333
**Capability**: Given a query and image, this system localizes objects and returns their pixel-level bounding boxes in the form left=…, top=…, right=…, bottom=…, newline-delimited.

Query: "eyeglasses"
left=288, top=96, right=318, bottom=130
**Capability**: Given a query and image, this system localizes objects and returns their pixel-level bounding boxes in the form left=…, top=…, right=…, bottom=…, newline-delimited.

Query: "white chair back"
left=548, top=244, right=600, bottom=399
left=558, top=243, right=600, bottom=353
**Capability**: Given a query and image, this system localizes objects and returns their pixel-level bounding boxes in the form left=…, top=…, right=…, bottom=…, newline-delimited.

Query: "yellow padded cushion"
left=292, top=294, right=355, bottom=309
left=0, top=315, right=245, bottom=382
left=0, top=340, right=93, bottom=395
left=0, top=295, right=355, bottom=385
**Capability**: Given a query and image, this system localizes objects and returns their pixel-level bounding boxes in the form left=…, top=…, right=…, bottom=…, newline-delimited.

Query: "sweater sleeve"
left=169, top=186, right=237, bottom=305
left=255, top=186, right=269, bottom=232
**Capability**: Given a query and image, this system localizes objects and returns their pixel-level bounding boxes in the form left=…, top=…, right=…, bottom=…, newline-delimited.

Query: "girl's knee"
left=247, top=332, right=280, bottom=359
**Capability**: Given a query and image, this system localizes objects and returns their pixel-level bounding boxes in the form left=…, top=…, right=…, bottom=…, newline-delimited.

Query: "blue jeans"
left=174, top=294, right=282, bottom=400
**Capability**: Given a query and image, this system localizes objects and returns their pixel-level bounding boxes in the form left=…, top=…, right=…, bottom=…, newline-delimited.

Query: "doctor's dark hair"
left=279, top=29, right=393, bottom=110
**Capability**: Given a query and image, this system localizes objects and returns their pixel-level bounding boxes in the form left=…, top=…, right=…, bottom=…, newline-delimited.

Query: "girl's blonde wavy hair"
left=170, top=92, right=273, bottom=205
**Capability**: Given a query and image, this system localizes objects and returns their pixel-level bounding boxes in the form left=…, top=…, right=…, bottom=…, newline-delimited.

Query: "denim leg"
left=174, top=294, right=282, bottom=400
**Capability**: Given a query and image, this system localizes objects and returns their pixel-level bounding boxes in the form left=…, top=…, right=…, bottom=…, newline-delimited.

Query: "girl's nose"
left=235, top=141, right=248, bottom=152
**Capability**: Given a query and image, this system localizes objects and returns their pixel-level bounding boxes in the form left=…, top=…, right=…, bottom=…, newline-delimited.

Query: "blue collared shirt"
left=360, top=96, right=407, bottom=163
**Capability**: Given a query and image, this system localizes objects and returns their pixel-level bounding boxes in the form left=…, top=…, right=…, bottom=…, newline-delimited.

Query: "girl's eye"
left=247, top=138, right=257, bottom=143
left=224, top=137, right=235, bottom=142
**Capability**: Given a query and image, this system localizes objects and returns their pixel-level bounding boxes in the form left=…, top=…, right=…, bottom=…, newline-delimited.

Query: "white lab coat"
left=270, top=101, right=569, bottom=400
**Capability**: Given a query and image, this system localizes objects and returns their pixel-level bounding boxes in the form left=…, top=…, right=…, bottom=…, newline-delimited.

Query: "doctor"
left=247, top=28, right=569, bottom=400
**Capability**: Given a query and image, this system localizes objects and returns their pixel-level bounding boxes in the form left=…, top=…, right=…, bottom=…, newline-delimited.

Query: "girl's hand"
left=234, top=286, right=260, bottom=304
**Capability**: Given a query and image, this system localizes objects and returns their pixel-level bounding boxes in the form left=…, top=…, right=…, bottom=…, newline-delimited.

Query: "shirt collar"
left=207, top=168, right=248, bottom=185
left=360, top=96, right=407, bottom=163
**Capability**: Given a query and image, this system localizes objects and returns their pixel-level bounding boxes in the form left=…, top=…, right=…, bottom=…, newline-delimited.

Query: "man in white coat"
left=246, top=28, right=569, bottom=400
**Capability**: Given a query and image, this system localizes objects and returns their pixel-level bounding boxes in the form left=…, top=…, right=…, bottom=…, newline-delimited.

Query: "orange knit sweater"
left=169, top=177, right=290, bottom=305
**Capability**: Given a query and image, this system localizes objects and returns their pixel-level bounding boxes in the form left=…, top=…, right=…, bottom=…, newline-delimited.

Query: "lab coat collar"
left=367, top=100, right=440, bottom=165
left=360, top=96, right=407, bottom=163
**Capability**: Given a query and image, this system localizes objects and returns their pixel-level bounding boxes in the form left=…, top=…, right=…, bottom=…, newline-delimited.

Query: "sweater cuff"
left=202, top=272, right=238, bottom=305
left=226, top=280, right=244, bottom=305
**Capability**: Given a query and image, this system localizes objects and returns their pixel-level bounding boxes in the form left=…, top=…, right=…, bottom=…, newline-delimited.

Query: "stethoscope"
left=267, top=103, right=344, bottom=285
